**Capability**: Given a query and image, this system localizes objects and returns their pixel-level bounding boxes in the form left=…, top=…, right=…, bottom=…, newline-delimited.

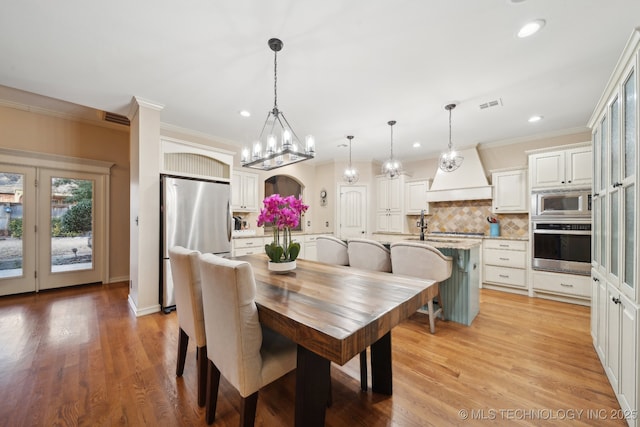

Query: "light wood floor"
left=0, top=282, right=624, bottom=426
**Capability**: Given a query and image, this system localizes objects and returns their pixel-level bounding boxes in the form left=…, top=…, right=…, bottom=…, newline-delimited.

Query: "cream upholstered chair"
left=199, top=253, right=297, bottom=426
left=346, top=238, right=391, bottom=391
left=316, top=235, right=349, bottom=266
left=390, top=242, right=453, bottom=334
left=347, top=238, right=391, bottom=272
left=169, top=246, right=208, bottom=407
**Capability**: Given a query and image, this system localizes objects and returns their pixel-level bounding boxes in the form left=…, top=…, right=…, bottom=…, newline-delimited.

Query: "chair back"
left=390, top=242, right=453, bottom=282
left=316, top=235, right=349, bottom=266
left=169, top=246, right=206, bottom=347
left=199, top=253, right=266, bottom=397
left=347, top=238, right=391, bottom=272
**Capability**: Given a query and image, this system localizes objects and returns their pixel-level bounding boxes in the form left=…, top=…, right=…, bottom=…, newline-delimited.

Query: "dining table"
left=237, top=254, right=438, bottom=427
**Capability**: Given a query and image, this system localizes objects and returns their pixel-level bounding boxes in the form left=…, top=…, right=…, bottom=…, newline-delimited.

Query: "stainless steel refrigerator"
left=160, top=175, right=232, bottom=311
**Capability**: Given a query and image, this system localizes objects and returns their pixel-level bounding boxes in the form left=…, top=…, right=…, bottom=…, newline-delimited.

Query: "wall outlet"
left=307, top=220, right=311, bottom=227
left=325, top=221, right=329, bottom=227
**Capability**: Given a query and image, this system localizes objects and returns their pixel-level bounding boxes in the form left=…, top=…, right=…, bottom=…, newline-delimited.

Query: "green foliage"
left=265, top=242, right=284, bottom=263
left=61, top=199, right=92, bottom=234
left=9, top=218, right=22, bottom=238
left=288, top=242, right=300, bottom=261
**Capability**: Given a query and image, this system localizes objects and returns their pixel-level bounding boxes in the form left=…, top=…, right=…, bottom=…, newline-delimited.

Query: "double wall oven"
left=531, top=188, right=592, bottom=275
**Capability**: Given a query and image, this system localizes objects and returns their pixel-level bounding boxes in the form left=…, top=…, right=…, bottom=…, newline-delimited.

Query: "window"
left=264, top=175, right=304, bottom=231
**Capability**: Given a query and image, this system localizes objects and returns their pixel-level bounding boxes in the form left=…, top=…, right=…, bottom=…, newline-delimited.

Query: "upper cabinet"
left=529, top=146, right=592, bottom=189
left=491, top=168, right=527, bottom=213
left=232, top=169, right=259, bottom=212
left=405, top=179, right=430, bottom=215
left=376, top=174, right=407, bottom=233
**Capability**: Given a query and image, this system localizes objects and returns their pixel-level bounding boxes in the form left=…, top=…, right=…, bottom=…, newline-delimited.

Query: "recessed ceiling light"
left=528, top=115, right=543, bottom=123
left=517, top=19, right=546, bottom=38
left=239, top=110, right=251, bottom=117
left=413, top=142, right=421, bottom=148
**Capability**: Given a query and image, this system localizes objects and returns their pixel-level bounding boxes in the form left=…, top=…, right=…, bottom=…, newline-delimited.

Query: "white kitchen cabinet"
left=405, top=179, right=430, bottom=215
left=232, top=236, right=266, bottom=257
left=588, top=28, right=639, bottom=427
left=232, top=169, right=259, bottom=212
left=376, top=174, right=406, bottom=233
left=491, top=169, right=527, bottom=213
left=482, top=239, right=528, bottom=292
left=529, top=146, right=592, bottom=189
left=302, top=235, right=318, bottom=261
left=531, top=270, right=591, bottom=303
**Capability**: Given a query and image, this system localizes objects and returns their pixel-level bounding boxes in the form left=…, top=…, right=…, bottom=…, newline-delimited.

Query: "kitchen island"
left=375, top=234, right=481, bottom=326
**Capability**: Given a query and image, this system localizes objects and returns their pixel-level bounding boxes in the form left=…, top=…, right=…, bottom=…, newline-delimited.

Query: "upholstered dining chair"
left=389, top=242, right=453, bottom=334
left=316, top=235, right=349, bottom=266
left=347, top=238, right=392, bottom=272
left=168, top=246, right=207, bottom=407
left=346, top=238, right=392, bottom=391
left=198, top=253, right=297, bottom=427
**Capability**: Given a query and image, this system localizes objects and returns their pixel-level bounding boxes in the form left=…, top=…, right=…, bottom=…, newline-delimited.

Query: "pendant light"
left=439, top=103, right=464, bottom=172
left=381, top=120, right=403, bottom=178
left=342, top=135, right=359, bottom=184
left=241, top=38, right=315, bottom=171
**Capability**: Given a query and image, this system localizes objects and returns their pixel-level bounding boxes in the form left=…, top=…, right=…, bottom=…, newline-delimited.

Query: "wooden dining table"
left=237, top=254, right=437, bottom=427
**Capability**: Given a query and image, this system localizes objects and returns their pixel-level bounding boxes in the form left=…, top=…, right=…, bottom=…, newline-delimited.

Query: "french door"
left=0, top=166, right=105, bottom=296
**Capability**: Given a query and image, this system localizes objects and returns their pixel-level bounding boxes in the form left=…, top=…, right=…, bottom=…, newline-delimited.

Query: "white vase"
left=268, top=260, right=296, bottom=273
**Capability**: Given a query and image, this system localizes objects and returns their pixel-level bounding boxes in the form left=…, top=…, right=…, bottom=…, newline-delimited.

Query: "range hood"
left=425, top=147, right=493, bottom=202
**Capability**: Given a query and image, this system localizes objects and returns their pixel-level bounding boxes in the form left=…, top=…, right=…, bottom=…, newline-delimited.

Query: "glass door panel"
left=610, top=96, right=620, bottom=183
left=50, top=177, right=94, bottom=273
left=0, top=166, right=36, bottom=296
left=623, top=185, right=635, bottom=292
left=624, top=70, right=635, bottom=178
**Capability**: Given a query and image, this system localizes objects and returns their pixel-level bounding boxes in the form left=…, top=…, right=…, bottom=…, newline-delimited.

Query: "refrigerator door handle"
left=227, top=200, right=232, bottom=242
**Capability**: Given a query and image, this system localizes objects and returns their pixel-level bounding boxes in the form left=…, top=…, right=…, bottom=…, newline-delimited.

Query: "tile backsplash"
left=409, top=200, right=529, bottom=237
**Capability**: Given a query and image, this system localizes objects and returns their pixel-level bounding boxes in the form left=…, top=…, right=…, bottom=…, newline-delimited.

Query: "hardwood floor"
left=0, top=282, right=624, bottom=426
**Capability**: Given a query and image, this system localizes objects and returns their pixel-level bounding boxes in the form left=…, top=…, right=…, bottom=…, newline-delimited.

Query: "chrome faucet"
left=417, top=209, right=428, bottom=241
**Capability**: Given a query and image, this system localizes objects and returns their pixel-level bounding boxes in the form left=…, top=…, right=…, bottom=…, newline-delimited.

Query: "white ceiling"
left=1, top=1, right=639, bottom=165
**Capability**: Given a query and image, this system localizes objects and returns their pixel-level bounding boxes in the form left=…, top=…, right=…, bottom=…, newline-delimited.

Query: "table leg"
left=295, top=344, right=331, bottom=427
left=370, top=331, right=392, bottom=395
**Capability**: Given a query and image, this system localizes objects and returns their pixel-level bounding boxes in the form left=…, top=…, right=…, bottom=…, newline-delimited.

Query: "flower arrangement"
left=257, top=194, right=309, bottom=263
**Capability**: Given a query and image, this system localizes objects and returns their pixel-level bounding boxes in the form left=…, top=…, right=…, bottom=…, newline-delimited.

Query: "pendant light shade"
left=342, top=135, right=359, bottom=184
left=439, top=103, right=463, bottom=172
left=241, top=38, right=315, bottom=171
left=381, top=120, right=403, bottom=178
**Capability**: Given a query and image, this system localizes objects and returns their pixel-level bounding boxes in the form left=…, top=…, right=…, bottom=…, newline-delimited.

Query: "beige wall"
left=0, top=105, right=130, bottom=281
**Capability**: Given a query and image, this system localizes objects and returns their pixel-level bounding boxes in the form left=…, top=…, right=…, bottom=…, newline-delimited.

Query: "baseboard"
left=127, top=294, right=161, bottom=317
left=109, top=275, right=129, bottom=284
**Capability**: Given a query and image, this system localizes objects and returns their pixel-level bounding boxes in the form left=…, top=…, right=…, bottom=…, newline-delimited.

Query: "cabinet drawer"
left=532, top=271, right=590, bottom=298
left=234, top=247, right=263, bottom=257
left=305, top=235, right=318, bottom=243
left=483, top=239, right=527, bottom=251
left=484, top=249, right=526, bottom=268
left=234, top=238, right=265, bottom=248
left=484, top=265, right=527, bottom=288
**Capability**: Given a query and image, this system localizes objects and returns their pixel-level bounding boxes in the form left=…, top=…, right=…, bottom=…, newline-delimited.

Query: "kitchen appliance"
left=532, top=188, right=592, bottom=218
left=233, top=216, right=242, bottom=230
left=532, top=221, right=591, bottom=275
left=160, top=175, right=232, bottom=311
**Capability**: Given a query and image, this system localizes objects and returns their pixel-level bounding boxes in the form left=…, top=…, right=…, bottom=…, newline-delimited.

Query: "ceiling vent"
left=103, top=111, right=130, bottom=126
left=478, top=98, right=503, bottom=110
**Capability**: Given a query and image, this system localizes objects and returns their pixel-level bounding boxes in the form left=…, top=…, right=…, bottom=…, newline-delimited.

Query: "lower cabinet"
left=591, top=269, right=639, bottom=427
left=303, top=235, right=318, bottom=261
left=531, top=270, right=590, bottom=305
left=232, top=237, right=267, bottom=257
left=482, top=239, right=528, bottom=293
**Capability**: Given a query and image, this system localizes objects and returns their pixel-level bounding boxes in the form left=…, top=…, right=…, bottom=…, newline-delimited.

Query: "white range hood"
left=426, top=147, right=493, bottom=202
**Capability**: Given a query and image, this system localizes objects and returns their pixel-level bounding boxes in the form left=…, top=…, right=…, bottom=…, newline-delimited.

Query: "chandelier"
left=241, top=38, right=315, bottom=171
left=342, top=135, right=359, bottom=184
left=439, top=103, right=463, bottom=172
left=381, top=120, right=403, bottom=178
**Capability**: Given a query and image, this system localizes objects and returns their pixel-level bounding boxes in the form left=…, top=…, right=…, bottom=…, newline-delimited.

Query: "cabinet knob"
left=592, top=277, right=599, bottom=282
left=560, top=283, right=574, bottom=288
left=561, top=181, right=565, bottom=184
left=612, top=296, right=621, bottom=304
left=568, top=180, right=572, bottom=183
left=499, top=257, right=510, bottom=261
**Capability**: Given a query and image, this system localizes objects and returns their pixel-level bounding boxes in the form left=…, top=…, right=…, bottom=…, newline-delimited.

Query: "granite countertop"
left=373, top=236, right=482, bottom=250
left=232, top=231, right=330, bottom=239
